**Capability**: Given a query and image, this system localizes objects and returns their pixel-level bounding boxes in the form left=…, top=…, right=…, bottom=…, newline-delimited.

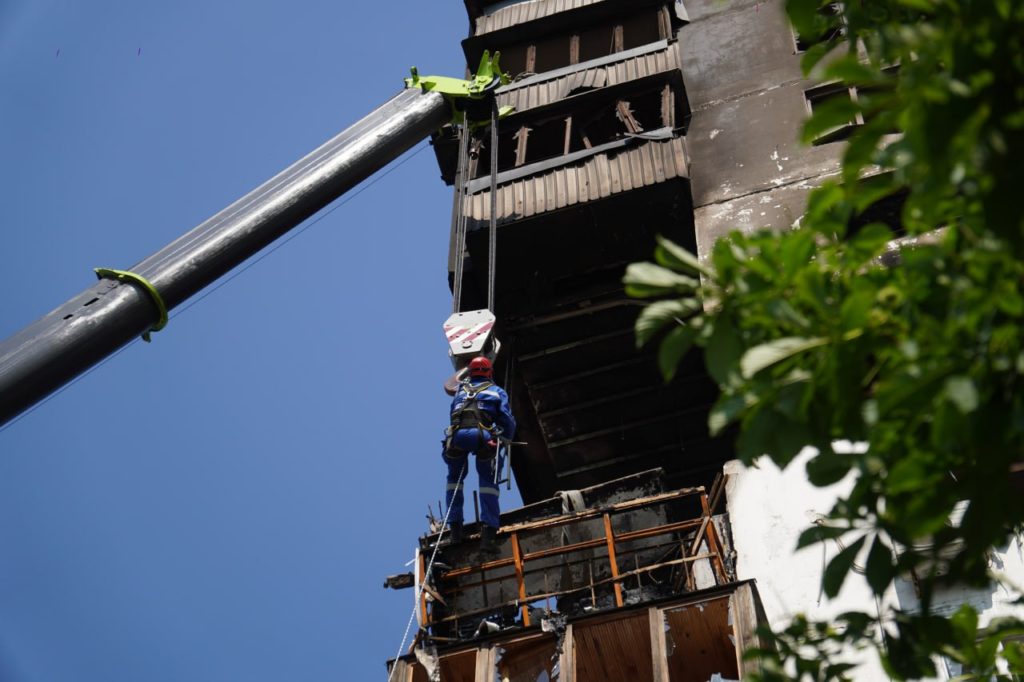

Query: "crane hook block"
left=443, top=309, right=500, bottom=371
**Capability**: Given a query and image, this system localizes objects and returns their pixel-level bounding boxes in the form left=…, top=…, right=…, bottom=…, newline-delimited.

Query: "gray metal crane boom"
left=0, top=55, right=508, bottom=427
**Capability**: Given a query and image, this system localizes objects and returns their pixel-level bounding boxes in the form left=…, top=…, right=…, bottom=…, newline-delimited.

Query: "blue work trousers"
left=443, top=428, right=503, bottom=528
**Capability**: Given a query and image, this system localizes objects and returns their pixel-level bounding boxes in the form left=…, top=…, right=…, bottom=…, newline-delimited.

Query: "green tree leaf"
left=658, top=325, right=696, bottom=382
left=865, top=536, right=895, bottom=595
left=635, top=298, right=701, bottom=347
left=622, top=262, right=699, bottom=298
left=824, top=535, right=866, bottom=598
left=654, top=235, right=713, bottom=277
left=740, top=336, right=829, bottom=378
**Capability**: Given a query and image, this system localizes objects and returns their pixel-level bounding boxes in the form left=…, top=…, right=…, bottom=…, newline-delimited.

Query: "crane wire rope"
left=487, top=100, right=499, bottom=313
left=386, top=464, right=467, bottom=682
left=452, top=101, right=501, bottom=315
left=451, top=124, right=471, bottom=314
left=0, top=141, right=431, bottom=437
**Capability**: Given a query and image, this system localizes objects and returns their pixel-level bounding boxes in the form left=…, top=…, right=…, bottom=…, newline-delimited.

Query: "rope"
left=451, top=125, right=470, bottom=314
left=386, top=463, right=467, bottom=682
left=487, top=101, right=499, bottom=313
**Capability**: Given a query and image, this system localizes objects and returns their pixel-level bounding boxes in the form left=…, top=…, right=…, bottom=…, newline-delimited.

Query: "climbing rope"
left=386, top=464, right=466, bottom=682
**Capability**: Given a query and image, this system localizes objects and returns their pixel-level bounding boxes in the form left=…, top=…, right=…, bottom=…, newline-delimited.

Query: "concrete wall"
left=725, top=447, right=1024, bottom=680
left=677, top=0, right=843, bottom=257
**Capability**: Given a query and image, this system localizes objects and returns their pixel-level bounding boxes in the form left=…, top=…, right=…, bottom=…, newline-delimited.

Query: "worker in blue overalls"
left=443, top=356, right=516, bottom=553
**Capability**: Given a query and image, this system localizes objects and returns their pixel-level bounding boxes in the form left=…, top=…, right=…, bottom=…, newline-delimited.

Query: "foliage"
left=627, top=0, right=1024, bottom=677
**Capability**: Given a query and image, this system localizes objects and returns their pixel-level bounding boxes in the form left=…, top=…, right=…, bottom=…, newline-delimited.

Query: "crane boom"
left=0, top=54, right=509, bottom=427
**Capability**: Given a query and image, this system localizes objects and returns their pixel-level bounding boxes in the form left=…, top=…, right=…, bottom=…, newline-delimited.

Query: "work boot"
left=480, top=525, right=501, bottom=554
left=448, top=522, right=464, bottom=545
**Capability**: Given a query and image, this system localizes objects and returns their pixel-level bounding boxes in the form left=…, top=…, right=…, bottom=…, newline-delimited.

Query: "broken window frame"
left=419, top=485, right=731, bottom=635
left=483, top=8, right=669, bottom=81
left=792, top=2, right=846, bottom=54
left=473, top=73, right=685, bottom=179
left=804, top=64, right=901, bottom=145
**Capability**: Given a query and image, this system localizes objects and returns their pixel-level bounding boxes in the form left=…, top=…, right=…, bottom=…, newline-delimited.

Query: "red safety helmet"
left=468, top=356, right=493, bottom=378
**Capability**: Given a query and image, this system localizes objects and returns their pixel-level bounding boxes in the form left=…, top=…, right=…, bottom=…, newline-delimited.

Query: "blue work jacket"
left=449, top=377, right=516, bottom=439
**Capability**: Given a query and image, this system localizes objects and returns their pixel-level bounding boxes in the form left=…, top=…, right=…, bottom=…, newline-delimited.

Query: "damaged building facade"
left=386, top=0, right=1024, bottom=680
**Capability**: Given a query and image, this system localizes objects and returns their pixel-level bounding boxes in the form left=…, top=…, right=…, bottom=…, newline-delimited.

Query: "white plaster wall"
left=724, top=446, right=1024, bottom=681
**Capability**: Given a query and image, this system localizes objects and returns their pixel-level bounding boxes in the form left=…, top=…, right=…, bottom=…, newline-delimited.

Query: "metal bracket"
left=405, top=50, right=515, bottom=126
left=94, top=268, right=167, bottom=342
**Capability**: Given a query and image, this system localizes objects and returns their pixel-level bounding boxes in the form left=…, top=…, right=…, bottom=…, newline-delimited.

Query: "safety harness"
left=446, top=380, right=500, bottom=456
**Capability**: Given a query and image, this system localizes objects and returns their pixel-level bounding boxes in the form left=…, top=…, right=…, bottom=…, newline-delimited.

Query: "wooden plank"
left=649, top=607, right=670, bottom=682
left=732, top=583, right=767, bottom=678
left=658, top=6, right=672, bottom=40
left=629, top=147, right=644, bottom=190
left=616, top=100, right=642, bottom=134
left=513, top=179, right=525, bottom=217
left=474, top=646, right=497, bottom=682
left=651, top=140, right=667, bottom=183
left=613, top=24, right=624, bottom=52
left=661, top=84, right=672, bottom=129
left=603, top=513, right=624, bottom=607
left=600, top=153, right=617, bottom=197
left=524, top=177, right=536, bottom=217
left=526, top=44, right=537, bottom=73
left=554, top=166, right=568, bottom=210
left=502, top=183, right=514, bottom=222
left=569, top=34, right=580, bottom=65
left=565, top=165, right=579, bottom=206
left=585, top=156, right=600, bottom=201
left=705, top=518, right=730, bottom=584
left=563, top=116, right=573, bottom=156
left=389, top=659, right=411, bottom=682
left=639, top=144, right=655, bottom=187
left=544, top=171, right=558, bottom=213
left=661, top=141, right=677, bottom=180
left=616, top=152, right=632, bottom=193
left=511, top=532, right=531, bottom=626
left=419, top=552, right=429, bottom=627
left=560, top=623, right=576, bottom=682
left=673, top=137, right=688, bottom=177
left=514, top=125, right=530, bottom=167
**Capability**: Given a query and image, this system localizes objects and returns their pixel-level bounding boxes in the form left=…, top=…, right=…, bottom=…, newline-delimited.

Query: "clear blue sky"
left=0, top=2, right=518, bottom=679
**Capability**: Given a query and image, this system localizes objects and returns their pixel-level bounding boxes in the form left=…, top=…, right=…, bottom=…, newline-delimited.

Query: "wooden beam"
left=658, top=6, right=672, bottom=41
left=705, top=519, right=730, bottom=585
left=500, top=487, right=704, bottom=534
left=560, top=623, right=576, bottom=682
left=474, top=646, right=497, bottom=682
left=514, top=126, right=530, bottom=167
left=388, top=659, right=412, bottom=682
left=525, top=44, right=537, bottom=73
left=612, top=25, right=624, bottom=52
left=661, top=83, right=673, bottom=129
left=732, top=583, right=765, bottom=678
left=649, top=607, right=671, bottom=682
left=603, top=513, right=624, bottom=607
left=616, top=100, right=643, bottom=134
left=569, top=34, right=580, bottom=65
left=511, top=532, right=531, bottom=626
left=563, top=116, right=573, bottom=156
left=419, top=552, right=429, bottom=627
